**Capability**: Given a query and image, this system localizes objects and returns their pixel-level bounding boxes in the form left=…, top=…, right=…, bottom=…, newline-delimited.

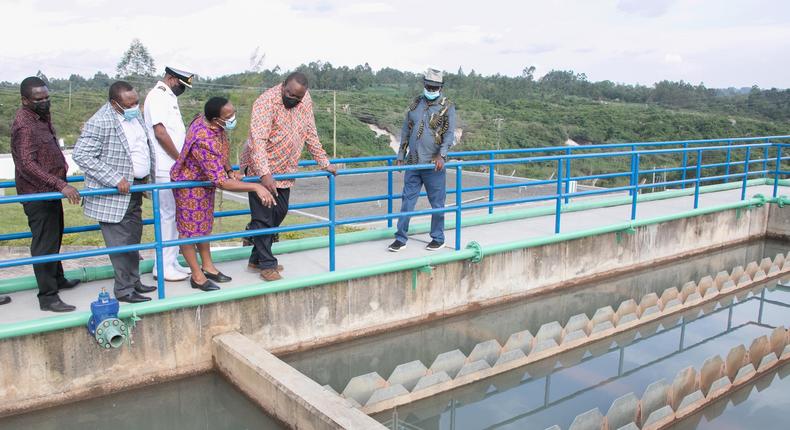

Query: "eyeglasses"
left=424, top=84, right=442, bottom=92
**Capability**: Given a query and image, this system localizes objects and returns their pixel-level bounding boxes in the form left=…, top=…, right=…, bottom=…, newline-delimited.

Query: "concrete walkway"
left=0, top=184, right=781, bottom=325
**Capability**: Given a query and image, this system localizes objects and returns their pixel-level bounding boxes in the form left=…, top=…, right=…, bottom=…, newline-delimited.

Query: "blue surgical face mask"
left=424, top=88, right=441, bottom=100
left=221, top=116, right=237, bottom=130
left=114, top=101, right=140, bottom=121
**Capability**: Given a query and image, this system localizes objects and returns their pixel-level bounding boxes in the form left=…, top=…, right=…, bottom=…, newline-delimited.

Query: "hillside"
left=1, top=65, right=788, bottom=187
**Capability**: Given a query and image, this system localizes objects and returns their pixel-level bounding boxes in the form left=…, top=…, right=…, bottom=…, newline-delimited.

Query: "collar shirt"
left=240, top=83, right=330, bottom=188
left=10, top=107, right=68, bottom=194
left=143, top=80, right=186, bottom=176
left=115, top=112, right=151, bottom=178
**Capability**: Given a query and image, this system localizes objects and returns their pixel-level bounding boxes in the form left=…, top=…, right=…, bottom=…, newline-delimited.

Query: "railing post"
left=555, top=158, right=562, bottom=234
left=488, top=153, right=495, bottom=215
left=742, top=146, right=751, bottom=201
left=694, top=149, right=703, bottom=209
left=773, top=145, right=781, bottom=198
left=724, top=140, right=732, bottom=183
left=386, top=159, right=394, bottom=228
left=152, top=189, right=165, bottom=299
left=631, top=153, right=640, bottom=220
left=329, top=174, right=336, bottom=271
left=564, top=148, right=571, bottom=204
left=681, top=142, right=689, bottom=188
left=455, top=165, right=462, bottom=251
left=629, top=145, right=636, bottom=197
left=763, top=139, right=769, bottom=178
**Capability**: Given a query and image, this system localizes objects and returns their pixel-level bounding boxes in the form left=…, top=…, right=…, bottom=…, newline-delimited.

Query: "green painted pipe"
left=0, top=178, right=771, bottom=294
left=0, top=193, right=781, bottom=341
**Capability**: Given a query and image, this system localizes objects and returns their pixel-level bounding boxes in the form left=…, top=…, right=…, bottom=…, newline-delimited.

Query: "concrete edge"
left=212, top=331, right=385, bottom=430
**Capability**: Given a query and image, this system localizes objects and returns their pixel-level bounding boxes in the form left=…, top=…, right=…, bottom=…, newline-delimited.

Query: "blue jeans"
left=396, top=168, right=446, bottom=244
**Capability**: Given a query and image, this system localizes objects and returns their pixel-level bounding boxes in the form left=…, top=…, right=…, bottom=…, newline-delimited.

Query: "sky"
left=1, top=0, right=789, bottom=88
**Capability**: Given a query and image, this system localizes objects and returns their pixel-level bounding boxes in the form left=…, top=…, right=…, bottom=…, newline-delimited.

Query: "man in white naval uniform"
left=143, top=66, right=194, bottom=281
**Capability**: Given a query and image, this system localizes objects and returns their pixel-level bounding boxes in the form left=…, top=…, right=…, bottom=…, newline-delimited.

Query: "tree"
left=248, top=47, right=266, bottom=72
left=35, top=70, right=49, bottom=85
left=521, top=66, right=536, bottom=81
left=116, top=39, right=156, bottom=77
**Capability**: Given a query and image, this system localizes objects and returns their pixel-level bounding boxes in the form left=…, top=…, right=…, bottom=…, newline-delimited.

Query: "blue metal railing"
left=1, top=136, right=789, bottom=299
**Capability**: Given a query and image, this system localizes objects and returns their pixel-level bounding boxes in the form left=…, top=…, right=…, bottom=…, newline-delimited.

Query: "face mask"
left=221, top=116, right=237, bottom=130
left=424, top=88, right=441, bottom=100
left=114, top=100, right=140, bottom=121
left=31, top=99, right=51, bottom=116
left=172, top=83, right=186, bottom=96
left=282, top=95, right=300, bottom=109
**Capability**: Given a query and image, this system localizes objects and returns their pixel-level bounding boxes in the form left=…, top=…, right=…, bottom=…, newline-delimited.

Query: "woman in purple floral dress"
left=171, top=97, right=275, bottom=291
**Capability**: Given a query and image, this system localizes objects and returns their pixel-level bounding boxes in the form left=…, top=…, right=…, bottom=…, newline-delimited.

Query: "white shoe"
left=152, top=269, right=189, bottom=282
left=173, top=263, right=191, bottom=274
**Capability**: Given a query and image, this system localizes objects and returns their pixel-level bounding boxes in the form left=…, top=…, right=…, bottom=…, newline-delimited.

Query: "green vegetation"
left=1, top=62, right=788, bottom=187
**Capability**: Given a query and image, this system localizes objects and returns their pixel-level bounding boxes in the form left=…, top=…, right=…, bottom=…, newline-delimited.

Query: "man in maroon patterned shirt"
left=9, top=77, right=82, bottom=312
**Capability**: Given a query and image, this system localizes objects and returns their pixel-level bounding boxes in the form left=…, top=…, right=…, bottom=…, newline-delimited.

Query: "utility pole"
left=68, top=81, right=72, bottom=112
left=333, top=90, right=337, bottom=158
left=493, top=117, right=504, bottom=151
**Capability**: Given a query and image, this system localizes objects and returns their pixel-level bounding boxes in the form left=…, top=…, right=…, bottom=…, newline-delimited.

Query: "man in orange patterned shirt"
left=241, top=72, right=336, bottom=281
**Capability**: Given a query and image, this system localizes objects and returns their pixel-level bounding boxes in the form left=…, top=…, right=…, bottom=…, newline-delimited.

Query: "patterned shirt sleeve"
left=196, top=137, right=228, bottom=187
left=72, top=117, right=124, bottom=187
left=14, top=123, right=68, bottom=191
left=301, top=93, right=330, bottom=168
left=248, top=95, right=273, bottom=176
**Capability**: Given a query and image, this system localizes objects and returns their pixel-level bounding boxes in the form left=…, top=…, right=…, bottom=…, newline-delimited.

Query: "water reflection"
left=286, top=239, right=788, bottom=394
left=374, top=283, right=790, bottom=430
left=0, top=373, right=283, bottom=430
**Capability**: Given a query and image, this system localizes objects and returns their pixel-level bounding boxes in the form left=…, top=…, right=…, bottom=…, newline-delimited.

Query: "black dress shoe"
left=191, top=277, right=220, bottom=291
left=117, top=292, right=152, bottom=303
left=203, top=270, right=232, bottom=283
left=135, top=284, right=157, bottom=293
left=40, top=299, right=76, bottom=312
left=58, top=279, right=81, bottom=290
left=0, top=295, right=11, bottom=306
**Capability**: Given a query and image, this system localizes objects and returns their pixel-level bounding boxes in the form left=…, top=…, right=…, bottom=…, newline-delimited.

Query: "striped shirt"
left=241, top=83, right=330, bottom=188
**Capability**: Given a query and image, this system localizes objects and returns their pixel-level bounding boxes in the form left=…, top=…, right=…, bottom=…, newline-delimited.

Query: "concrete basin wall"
left=0, top=204, right=773, bottom=416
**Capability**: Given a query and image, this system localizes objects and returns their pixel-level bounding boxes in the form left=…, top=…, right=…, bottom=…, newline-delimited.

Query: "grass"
left=0, top=185, right=357, bottom=247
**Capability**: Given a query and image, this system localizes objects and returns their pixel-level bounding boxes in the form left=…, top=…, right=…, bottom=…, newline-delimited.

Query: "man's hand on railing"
left=323, top=165, right=338, bottom=176
left=254, top=184, right=276, bottom=208
left=432, top=155, right=445, bottom=172
left=61, top=185, right=81, bottom=205
left=260, top=174, right=278, bottom=197
left=117, top=177, right=130, bottom=195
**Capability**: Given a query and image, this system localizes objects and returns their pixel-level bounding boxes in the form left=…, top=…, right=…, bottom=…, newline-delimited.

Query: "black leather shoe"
left=40, top=299, right=76, bottom=312
left=203, top=270, right=232, bottom=283
left=58, top=279, right=81, bottom=290
left=135, top=284, right=157, bottom=294
left=191, top=277, right=220, bottom=291
left=117, top=292, right=152, bottom=303
left=0, top=295, right=11, bottom=306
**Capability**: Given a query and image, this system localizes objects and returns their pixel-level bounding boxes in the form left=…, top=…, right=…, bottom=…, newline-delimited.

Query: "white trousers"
left=153, top=175, right=180, bottom=272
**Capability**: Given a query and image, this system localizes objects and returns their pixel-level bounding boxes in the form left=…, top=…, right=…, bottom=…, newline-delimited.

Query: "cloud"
left=617, top=0, right=674, bottom=17
left=664, top=53, right=683, bottom=64
left=341, top=2, right=395, bottom=15
left=499, top=45, right=557, bottom=55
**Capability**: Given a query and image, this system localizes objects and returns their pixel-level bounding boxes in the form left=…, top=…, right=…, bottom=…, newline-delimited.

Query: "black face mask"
left=282, top=95, right=300, bottom=109
left=172, top=83, right=186, bottom=96
left=30, top=99, right=51, bottom=117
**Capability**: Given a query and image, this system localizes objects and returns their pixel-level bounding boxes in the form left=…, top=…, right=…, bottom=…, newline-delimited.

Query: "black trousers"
left=248, top=188, right=290, bottom=270
left=22, top=200, right=67, bottom=305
